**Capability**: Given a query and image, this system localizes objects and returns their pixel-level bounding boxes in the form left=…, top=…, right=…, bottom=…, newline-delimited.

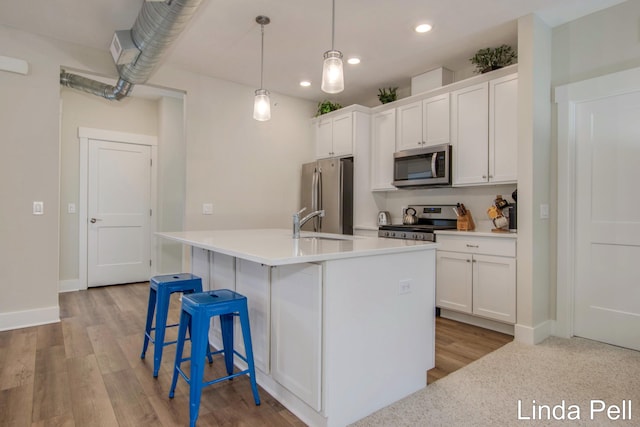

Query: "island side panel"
left=322, top=249, right=435, bottom=427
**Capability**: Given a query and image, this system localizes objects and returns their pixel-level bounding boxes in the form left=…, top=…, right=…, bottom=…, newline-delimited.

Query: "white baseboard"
left=59, top=279, right=83, bottom=293
left=514, top=320, right=553, bottom=344
left=0, top=305, right=60, bottom=332
left=439, top=309, right=515, bottom=335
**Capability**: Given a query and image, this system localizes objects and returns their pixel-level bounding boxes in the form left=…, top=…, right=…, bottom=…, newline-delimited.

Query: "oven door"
left=393, top=144, right=451, bottom=188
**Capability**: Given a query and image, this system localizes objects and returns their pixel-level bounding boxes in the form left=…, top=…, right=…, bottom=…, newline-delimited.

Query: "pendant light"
left=253, top=15, right=271, bottom=121
left=321, top=0, right=344, bottom=94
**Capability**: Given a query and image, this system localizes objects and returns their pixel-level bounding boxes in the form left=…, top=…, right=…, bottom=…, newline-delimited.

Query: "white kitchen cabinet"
left=191, top=246, right=211, bottom=289
left=451, top=73, right=517, bottom=186
left=315, top=111, right=353, bottom=158
left=436, top=234, right=516, bottom=324
left=270, top=263, right=322, bottom=411
left=396, top=93, right=450, bottom=151
left=370, top=108, right=396, bottom=191
left=489, top=73, right=518, bottom=183
left=235, top=259, right=270, bottom=373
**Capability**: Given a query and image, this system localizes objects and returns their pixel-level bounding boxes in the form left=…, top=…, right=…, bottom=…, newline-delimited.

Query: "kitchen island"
left=156, top=229, right=437, bottom=427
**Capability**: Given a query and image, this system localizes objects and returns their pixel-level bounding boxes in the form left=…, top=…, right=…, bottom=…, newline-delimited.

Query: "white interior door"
left=88, top=140, right=152, bottom=287
left=573, top=91, right=640, bottom=351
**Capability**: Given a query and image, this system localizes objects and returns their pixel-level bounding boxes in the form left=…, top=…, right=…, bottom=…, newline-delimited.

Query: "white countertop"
left=157, top=229, right=437, bottom=266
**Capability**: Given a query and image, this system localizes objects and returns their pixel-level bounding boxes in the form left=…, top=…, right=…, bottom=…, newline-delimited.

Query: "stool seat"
left=169, top=289, right=260, bottom=427
left=141, top=273, right=212, bottom=377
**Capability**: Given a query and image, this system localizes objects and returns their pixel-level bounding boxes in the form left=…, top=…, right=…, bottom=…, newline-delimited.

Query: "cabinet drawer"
left=437, top=235, right=515, bottom=257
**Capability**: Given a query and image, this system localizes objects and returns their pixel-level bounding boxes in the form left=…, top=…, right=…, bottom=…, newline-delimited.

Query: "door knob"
left=90, top=218, right=102, bottom=223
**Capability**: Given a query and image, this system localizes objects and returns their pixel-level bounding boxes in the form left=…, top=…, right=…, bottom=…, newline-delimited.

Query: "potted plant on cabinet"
left=377, top=87, right=398, bottom=104
left=315, top=100, right=342, bottom=116
left=470, top=44, right=517, bottom=74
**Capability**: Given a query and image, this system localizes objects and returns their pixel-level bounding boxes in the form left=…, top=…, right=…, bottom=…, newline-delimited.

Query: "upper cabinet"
left=370, top=108, right=396, bottom=191
left=451, top=73, right=517, bottom=186
left=314, top=111, right=353, bottom=159
left=396, top=93, right=450, bottom=151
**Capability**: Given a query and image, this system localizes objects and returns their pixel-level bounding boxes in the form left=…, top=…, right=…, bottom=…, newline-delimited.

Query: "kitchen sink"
left=298, top=233, right=361, bottom=242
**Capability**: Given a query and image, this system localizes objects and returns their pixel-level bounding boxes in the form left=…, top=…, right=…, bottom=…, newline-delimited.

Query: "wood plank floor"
left=0, top=282, right=511, bottom=426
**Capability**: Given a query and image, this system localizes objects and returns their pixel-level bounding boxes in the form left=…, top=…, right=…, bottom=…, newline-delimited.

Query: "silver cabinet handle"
left=90, top=218, right=102, bottom=223
left=466, top=244, right=479, bottom=248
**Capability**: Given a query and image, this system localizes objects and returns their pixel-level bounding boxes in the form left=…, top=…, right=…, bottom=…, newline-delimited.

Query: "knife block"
left=457, top=210, right=475, bottom=231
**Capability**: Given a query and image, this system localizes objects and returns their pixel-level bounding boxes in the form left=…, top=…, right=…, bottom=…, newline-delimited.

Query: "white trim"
left=78, top=127, right=157, bottom=146
left=59, top=279, right=81, bottom=293
left=78, top=128, right=158, bottom=289
left=554, top=65, right=640, bottom=339
left=514, top=320, right=553, bottom=345
left=439, top=309, right=515, bottom=336
left=0, top=306, right=59, bottom=332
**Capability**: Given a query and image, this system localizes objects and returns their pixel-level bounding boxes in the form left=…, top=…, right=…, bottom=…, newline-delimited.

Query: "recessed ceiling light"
left=347, top=57, right=361, bottom=65
left=299, top=80, right=311, bottom=87
left=415, top=23, right=433, bottom=33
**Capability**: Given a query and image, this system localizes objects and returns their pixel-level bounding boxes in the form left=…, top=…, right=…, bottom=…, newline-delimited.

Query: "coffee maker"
left=507, top=189, right=517, bottom=231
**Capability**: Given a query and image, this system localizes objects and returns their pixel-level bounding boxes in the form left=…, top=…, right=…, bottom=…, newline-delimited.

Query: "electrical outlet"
left=399, top=279, right=412, bottom=295
left=33, top=201, right=44, bottom=215
left=202, top=203, right=213, bottom=215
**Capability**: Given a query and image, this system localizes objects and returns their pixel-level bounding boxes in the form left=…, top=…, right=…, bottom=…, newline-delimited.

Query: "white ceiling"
left=0, top=0, right=626, bottom=105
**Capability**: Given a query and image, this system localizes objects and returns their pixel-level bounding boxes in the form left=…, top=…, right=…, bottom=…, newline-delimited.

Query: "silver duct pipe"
left=60, top=71, right=133, bottom=101
left=60, top=0, right=203, bottom=100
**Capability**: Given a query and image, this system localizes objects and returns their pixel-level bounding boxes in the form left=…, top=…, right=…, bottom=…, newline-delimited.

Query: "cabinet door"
left=396, top=101, right=423, bottom=151
left=423, top=93, right=450, bottom=147
left=315, top=117, right=333, bottom=158
left=451, top=82, right=489, bottom=185
left=331, top=112, right=353, bottom=157
left=489, top=74, right=518, bottom=183
left=436, top=250, right=472, bottom=313
left=472, top=254, right=516, bottom=323
left=235, top=259, right=270, bottom=373
left=271, top=263, right=322, bottom=411
left=371, top=108, right=396, bottom=190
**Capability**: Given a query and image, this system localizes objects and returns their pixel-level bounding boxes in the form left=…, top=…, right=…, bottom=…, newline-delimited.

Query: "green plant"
left=470, top=44, right=517, bottom=73
left=316, top=100, right=342, bottom=116
left=377, top=87, right=398, bottom=104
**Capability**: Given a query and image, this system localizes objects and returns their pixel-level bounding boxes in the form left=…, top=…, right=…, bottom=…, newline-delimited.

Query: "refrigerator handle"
left=316, top=168, right=323, bottom=232
left=311, top=169, right=318, bottom=212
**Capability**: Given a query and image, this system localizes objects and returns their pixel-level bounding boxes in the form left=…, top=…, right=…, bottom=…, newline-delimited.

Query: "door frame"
left=78, top=127, right=158, bottom=290
left=554, top=66, right=640, bottom=338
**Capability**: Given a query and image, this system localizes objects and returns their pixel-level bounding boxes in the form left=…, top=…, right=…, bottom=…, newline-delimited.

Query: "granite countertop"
left=156, top=229, right=437, bottom=266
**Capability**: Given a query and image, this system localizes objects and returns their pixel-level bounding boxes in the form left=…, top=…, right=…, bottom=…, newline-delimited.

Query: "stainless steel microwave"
left=392, top=143, right=451, bottom=188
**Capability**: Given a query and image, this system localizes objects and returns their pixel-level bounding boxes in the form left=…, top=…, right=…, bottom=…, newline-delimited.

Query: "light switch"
left=202, top=203, right=213, bottom=215
left=68, top=203, right=76, bottom=214
left=33, top=201, right=44, bottom=215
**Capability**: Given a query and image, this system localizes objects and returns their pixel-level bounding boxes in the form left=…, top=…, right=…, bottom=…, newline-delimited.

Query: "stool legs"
left=168, top=309, right=189, bottom=399
left=141, top=287, right=157, bottom=360
left=220, top=314, right=235, bottom=376
left=152, top=289, right=172, bottom=377
left=239, top=305, right=261, bottom=406
left=188, top=311, right=207, bottom=427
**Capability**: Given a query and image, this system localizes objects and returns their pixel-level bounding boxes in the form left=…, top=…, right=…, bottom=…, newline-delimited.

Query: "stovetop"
left=378, top=204, right=458, bottom=241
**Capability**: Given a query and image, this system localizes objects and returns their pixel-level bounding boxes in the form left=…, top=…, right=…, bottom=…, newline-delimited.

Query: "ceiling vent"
left=60, top=0, right=203, bottom=100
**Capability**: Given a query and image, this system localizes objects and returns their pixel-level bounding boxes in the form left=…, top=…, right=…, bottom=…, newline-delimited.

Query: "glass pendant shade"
left=321, top=50, right=344, bottom=94
left=253, top=88, right=271, bottom=121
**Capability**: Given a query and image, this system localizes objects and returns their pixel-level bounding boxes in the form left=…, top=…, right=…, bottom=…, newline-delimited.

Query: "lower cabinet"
left=271, top=263, right=323, bottom=411
left=436, top=235, right=516, bottom=324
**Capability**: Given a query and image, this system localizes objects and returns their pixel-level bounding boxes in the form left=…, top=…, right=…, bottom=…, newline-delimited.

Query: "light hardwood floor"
left=0, top=282, right=511, bottom=426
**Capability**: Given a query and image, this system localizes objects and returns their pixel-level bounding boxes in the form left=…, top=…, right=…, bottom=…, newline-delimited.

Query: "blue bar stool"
left=141, top=273, right=213, bottom=377
left=169, top=289, right=261, bottom=427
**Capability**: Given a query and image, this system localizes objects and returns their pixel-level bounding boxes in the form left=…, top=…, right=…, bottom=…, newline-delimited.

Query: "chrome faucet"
left=292, top=207, right=325, bottom=238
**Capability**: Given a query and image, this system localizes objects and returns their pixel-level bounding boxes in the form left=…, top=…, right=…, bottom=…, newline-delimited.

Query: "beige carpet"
left=352, top=337, right=640, bottom=426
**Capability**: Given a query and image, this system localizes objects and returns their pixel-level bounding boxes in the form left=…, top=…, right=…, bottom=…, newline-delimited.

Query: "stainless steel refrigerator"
left=300, top=157, right=353, bottom=235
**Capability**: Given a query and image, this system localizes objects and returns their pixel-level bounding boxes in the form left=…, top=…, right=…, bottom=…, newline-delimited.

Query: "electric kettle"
left=377, top=211, right=391, bottom=226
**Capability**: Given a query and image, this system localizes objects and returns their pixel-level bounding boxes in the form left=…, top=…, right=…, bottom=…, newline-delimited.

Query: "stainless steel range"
left=378, top=204, right=458, bottom=241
